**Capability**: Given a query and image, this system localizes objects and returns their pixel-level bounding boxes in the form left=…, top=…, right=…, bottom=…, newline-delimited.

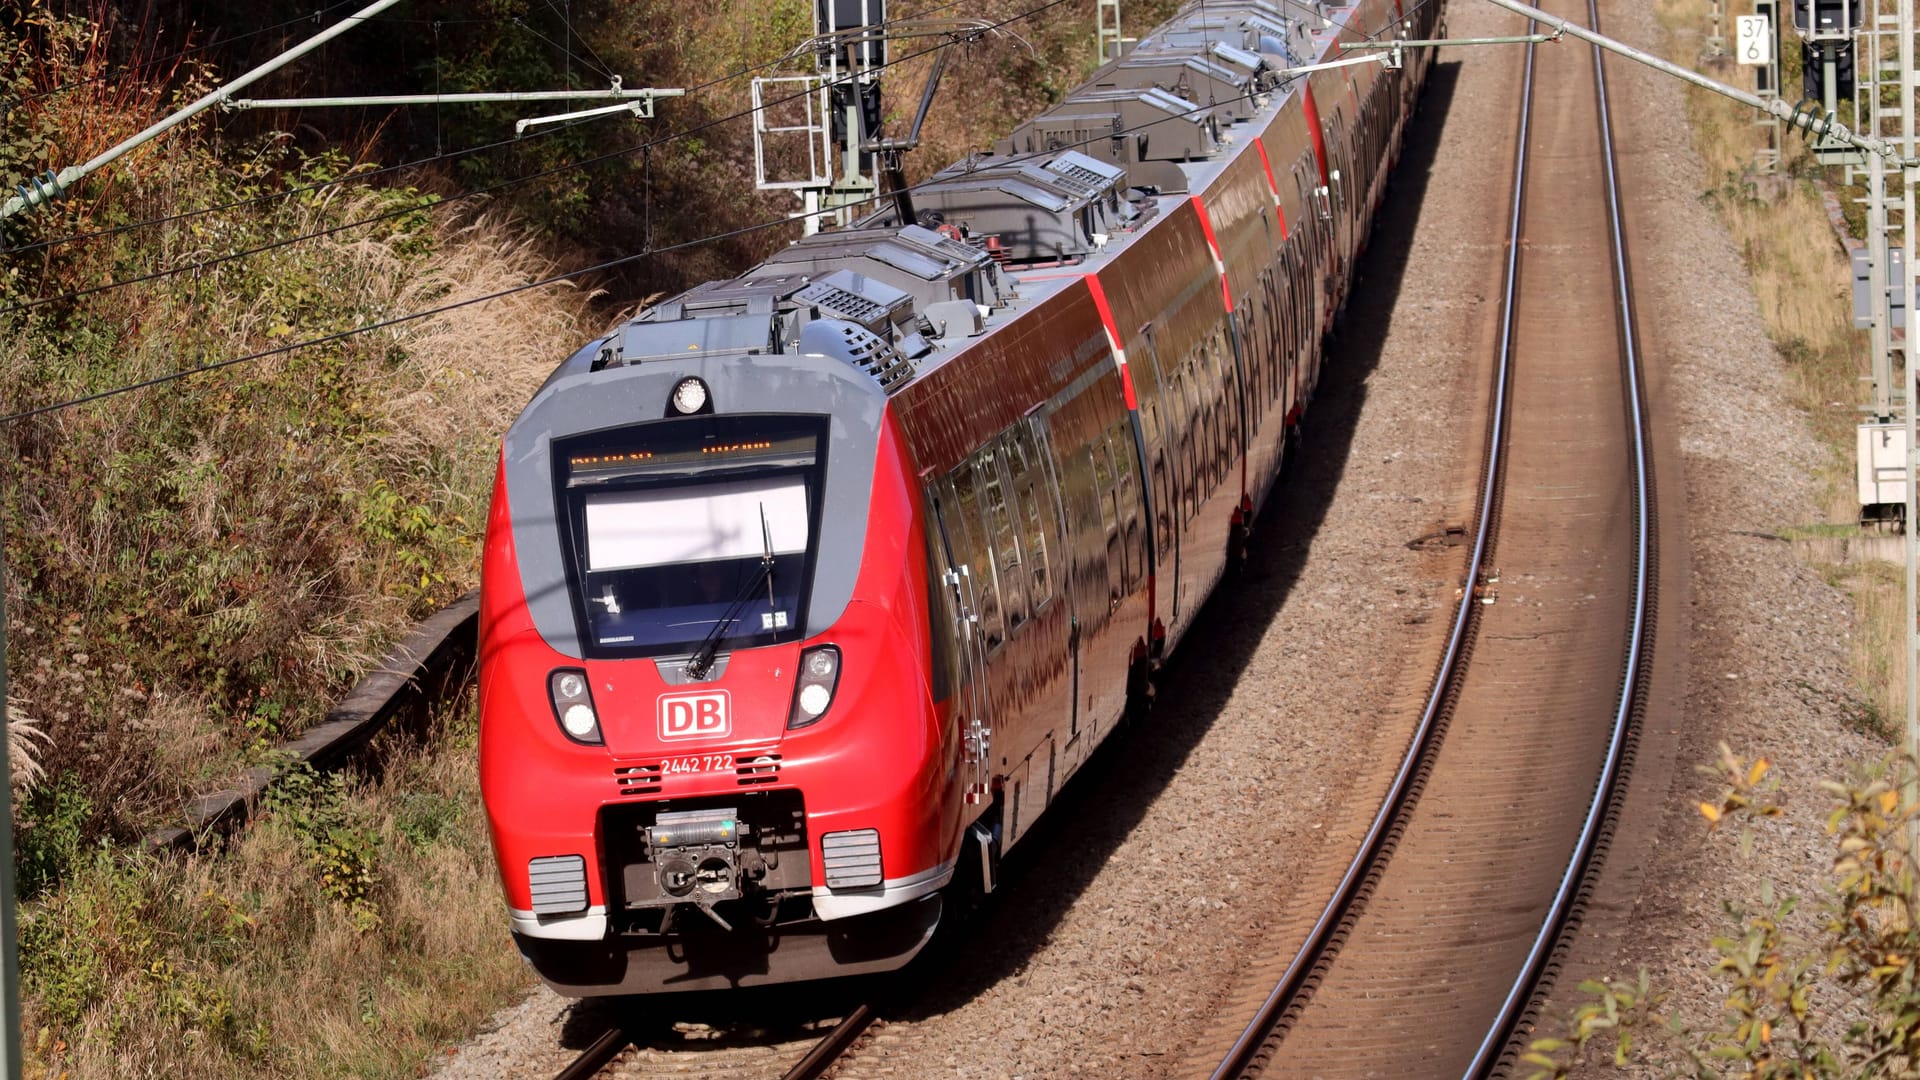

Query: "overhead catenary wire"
left=511, top=11, right=611, bottom=82
left=3, top=0, right=1064, bottom=317
left=543, top=0, right=619, bottom=82
left=2, top=73, right=1308, bottom=427
left=6, top=0, right=984, bottom=259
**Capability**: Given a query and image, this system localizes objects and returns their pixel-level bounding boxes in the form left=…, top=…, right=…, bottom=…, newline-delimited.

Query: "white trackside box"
left=1858, top=421, right=1909, bottom=509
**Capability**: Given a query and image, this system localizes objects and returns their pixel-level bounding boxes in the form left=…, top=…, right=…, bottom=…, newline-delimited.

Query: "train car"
left=479, top=0, right=1441, bottom=995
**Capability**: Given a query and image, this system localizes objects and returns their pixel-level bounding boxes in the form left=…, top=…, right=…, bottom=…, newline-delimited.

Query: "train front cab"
left=479, top=353, right=963, bottom=995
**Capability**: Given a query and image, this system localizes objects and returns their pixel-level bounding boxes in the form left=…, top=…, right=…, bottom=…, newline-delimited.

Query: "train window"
left=1063, top=445, right=1106, bottom=611
left=953, top=459, right=1004, bottom=652
left=1009, top=426, right=1054, bottom=609
left=1091, top=433, right=1118, bottom=542
left=978, top=446, right=1027, bottom=633
left=1106, top=423, right=1139, bottom=589
left=1217, top=325, right=1239, bottom=454
left=1179, top=362, right=1201, bottom=521
left=551, top=415, right=828, bottom=660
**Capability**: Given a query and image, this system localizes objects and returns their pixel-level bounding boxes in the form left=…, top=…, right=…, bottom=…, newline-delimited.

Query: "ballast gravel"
left=432, top=0, right=1872, bottom=1073
left=1548, top=0, right=1886, bottom=1070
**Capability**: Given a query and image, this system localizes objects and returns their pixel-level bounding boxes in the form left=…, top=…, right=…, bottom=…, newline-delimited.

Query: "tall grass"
left=22, top=698, right=524, bottom=1080
left=2, top=9, right=584, bottom=1074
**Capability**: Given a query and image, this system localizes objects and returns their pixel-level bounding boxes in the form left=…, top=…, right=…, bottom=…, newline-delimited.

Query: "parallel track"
left=1209, top=0, right=1655, bottom=1073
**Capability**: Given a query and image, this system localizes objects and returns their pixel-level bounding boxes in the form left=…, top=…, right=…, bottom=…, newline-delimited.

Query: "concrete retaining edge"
left=140, top=591, right=481, bottom=854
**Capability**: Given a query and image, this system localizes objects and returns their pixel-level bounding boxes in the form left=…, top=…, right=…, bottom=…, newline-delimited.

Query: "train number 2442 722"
left=661, top=754, right=734, bottom=776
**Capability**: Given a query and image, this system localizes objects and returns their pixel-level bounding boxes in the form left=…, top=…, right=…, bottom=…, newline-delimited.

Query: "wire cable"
left=542, top=0, right=618, bottom=80
left=514, top=12, right=612, bottom=82
left=6, top=0, right=980, bottom=259
left=3, top=0, right=1062, bottom=317
left=2, top=60, right=1352, bottom=426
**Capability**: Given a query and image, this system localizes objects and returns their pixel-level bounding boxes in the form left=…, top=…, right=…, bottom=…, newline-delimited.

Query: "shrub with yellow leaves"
left=1526, top=744, right=1920, bottom=1079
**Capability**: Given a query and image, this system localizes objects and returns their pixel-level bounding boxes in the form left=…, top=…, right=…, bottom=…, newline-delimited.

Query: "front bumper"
left=513, top=892, right=944, bottom=995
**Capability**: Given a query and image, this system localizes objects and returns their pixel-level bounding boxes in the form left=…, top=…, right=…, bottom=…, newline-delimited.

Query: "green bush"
left=1529, top=746, right=1920, bottom=1078
left=14, top=775, right=95, bottom=899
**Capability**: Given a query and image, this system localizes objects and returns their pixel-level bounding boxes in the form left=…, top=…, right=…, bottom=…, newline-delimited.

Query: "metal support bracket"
left=219, top=77, right=681, bottom=114
left=1478, top=0, right=1918, bottom=165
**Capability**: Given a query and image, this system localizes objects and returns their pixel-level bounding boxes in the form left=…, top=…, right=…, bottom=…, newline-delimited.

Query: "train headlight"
left=548, top=668, right=603, bottom=745
left=669, top=377, right=709, bottom=415
left=788, top=645, right=840, bottom=729
left=798, top=684, right=832, bottom=716
left=562, top=704, right=598, bottom=738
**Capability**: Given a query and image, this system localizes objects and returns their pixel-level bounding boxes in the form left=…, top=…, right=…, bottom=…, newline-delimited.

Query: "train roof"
left=583, top=0, right=1374, bottom=397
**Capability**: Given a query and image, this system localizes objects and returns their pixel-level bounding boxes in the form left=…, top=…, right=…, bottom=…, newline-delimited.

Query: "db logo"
left=658, top=690, right=731, bottom=741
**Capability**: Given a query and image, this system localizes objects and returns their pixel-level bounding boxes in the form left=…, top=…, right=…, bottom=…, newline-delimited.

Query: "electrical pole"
left=1744, top=0, right=1784, bottom=174
left=0, top=500, right=17, bottom=1080
left=1480, top=0, right=1908, bottom=160
left=1893, top=0, right=1918, bottom=843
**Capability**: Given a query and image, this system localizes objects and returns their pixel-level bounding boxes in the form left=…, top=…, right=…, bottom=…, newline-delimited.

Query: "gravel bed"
left=1545, top=0, right=1887, bottom=1069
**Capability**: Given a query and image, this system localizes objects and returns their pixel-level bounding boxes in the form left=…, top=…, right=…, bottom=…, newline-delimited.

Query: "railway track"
left=551, top=1002, right=873, bottom=1080
left=1208, top=0, right=1656, bottom=1074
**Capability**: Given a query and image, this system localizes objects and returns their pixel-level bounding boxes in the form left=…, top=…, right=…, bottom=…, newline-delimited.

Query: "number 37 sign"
left=1736, top=14, right=1773, bottom=66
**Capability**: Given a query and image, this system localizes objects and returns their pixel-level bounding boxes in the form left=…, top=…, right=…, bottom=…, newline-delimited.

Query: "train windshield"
left=553, top=415, right=828, bottom=658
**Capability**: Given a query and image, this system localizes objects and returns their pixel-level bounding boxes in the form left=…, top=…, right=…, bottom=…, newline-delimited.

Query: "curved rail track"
left=1209, top=0, right=1656, bottom=1074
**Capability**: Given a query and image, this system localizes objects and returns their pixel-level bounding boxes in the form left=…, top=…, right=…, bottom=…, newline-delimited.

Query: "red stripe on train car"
left=1302, top=84, right=1330, bottom=186
left=1189, top=199, right=1234, bottom=313
left=1252, top=137, right=1288, bottom=237
left=1082, top=275, right=1138, bottom=410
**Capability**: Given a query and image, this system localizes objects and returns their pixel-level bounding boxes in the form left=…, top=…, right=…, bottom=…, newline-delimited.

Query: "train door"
left=1057, top=437, right=1102, bottom=752
left=1141, top=329, right=1183, bottom=625
left=929, top=479, right=993, bottom=808
left=1008, top=418, right=1069, bottom=753
left=1109, top=419, right=1146, bottom=603
left=1323, top=105, right=1355, bottom=294
left=1228, top=303, right=1253, bottom=490
left=1210, top=324, right=1243, bottom=497
left=1296, top=160, right=1333, bottom=332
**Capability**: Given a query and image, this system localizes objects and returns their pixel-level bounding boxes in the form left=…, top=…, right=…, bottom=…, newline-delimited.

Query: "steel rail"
left=1459, top=0, right=1652, bottom=1070
left=780, top=1003, right=877, bottom=1080
left=548, top=1003, right=875, bottom=1080
left=1205, top=23, right=1538, bottom=1079
left=551, top=1024, right=630, bottom=1080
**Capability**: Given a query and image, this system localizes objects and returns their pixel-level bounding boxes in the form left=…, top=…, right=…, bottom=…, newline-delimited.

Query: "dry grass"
left=1652, top=0, right=1906, bottom=729
left=372, top=209, right=584, bottom=470
left=23, top=698, right=524, bottom=1080
left=2, top=14, right=590, bottom=1070
left=6, top=701, right=50, bottom=795
left=3, top=194, right=576, bottom=1076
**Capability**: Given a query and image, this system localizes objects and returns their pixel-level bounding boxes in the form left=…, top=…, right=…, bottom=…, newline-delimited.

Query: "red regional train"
left=480, top=0, right=1439, bottom=995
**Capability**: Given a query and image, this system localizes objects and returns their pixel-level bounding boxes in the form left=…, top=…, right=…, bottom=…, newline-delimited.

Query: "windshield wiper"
left=685, top=504, right=778, bottom=680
